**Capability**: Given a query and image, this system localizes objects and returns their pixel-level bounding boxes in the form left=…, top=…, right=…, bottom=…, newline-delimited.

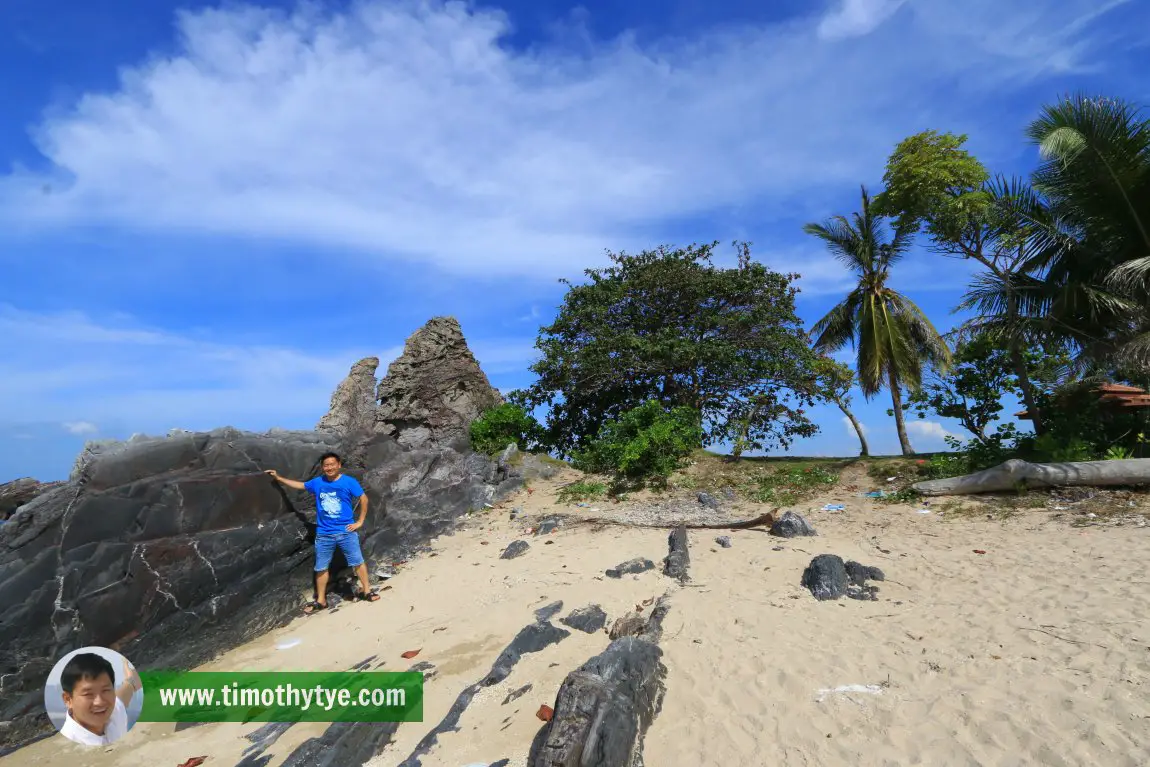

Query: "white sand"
left=8, top=467, right=1149, bottom=766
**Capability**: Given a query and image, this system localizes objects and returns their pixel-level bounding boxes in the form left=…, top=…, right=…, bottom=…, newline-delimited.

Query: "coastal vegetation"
left=470, top=93, right=1150, bottom=489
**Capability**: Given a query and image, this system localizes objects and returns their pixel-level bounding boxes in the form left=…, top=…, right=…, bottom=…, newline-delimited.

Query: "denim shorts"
left=314, top=532, right=365, bottom=572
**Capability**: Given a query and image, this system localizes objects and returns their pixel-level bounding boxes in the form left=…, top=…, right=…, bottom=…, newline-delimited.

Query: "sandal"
left=358, top=591, right=381, bottom=603
left=303, top=601, right=328, bottom=614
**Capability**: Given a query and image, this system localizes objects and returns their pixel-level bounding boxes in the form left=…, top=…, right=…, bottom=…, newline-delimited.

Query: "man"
left=266, top=452, right=379, bottom=613
left=58, top=652, right=141, bottom=746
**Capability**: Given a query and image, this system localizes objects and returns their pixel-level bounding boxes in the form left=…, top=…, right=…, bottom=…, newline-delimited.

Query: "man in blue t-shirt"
left=266, top=451, right=379, bottom=614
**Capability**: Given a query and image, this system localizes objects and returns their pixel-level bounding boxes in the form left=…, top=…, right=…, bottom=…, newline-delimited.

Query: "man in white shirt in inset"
left=58, top=652, right=141, bottom=746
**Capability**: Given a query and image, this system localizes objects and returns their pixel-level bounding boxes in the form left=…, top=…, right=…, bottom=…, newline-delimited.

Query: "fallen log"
left=580, top=510, right=776, bottom=531
left=911, top=458, right=1150, bottom=497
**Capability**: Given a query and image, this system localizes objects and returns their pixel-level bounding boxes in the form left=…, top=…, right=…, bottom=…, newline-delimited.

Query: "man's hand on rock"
left=265, top=470, right=278, bottom=478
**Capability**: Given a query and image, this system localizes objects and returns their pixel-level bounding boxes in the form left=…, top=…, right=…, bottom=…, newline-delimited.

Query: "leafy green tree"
left=806, top=186, right=951, bottom=456
left=904, top=333, right=1065, bottom=443
left=810, top=356, right=869, bottom=457
left=517, top=242, right=823, bottom=457
left=874, top=131, right=1053, bottom=434
left=571, top=400, right=703, bottom=483
left=469, top=403, right=544, bottom=455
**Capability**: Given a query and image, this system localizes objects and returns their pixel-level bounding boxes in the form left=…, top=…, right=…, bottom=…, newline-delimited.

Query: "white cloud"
left=906, top=420, right=958, bottom=443
left=61, top=421, right=98, bottom=435
left=0, top=0, right=1133, bottom=287
left=818, top=0, right=908, bottom=40
left=0, top=305, right=535, bottom=430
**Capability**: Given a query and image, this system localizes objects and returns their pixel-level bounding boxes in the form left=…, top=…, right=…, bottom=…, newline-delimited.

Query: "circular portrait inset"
left=44, top=646, right=143, bottom=746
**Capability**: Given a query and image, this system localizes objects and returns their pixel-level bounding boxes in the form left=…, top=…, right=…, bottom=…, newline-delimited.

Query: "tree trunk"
left=888, top=367, right=914, bottom=456
left=836, top=400, right=870, bottom=457
left=1010, top=344, right=1044, bottom=437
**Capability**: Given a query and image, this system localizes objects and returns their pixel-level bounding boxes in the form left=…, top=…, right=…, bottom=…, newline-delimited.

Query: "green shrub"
left=469, top=403, right=545, bottom=455
left=571, top=401, right=703, bottom=483
left=557, top=480, right=608, bottom=504
left=921, top=453, right=970, bottom=479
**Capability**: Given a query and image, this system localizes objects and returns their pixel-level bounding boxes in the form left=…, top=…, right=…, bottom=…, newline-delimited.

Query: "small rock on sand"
left=606, top=558, right=655, bottom=579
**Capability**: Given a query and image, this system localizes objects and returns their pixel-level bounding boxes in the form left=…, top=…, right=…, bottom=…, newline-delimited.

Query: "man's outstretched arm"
left=265, top=469, right=307, bottom=491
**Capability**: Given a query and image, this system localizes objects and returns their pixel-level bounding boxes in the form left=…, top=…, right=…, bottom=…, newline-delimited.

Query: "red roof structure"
left=1015, top=381, right=1150, bottom=419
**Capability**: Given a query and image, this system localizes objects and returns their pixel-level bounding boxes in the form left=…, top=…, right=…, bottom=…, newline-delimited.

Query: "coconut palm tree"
left=1019, top=94, right=1150, bottom=372
left=805, top=186, right=952, bottom=455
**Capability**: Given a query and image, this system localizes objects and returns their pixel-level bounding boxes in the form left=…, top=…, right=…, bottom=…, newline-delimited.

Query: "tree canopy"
left=514, top=242, right=824, bottom=457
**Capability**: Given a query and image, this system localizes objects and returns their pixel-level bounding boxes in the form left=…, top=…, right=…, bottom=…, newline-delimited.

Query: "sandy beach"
left=7, top=464, right=1149, bottom=767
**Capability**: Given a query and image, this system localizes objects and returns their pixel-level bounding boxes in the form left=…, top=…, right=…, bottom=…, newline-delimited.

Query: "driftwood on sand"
left=911, top=458, right=1150, bottom=497
left=580, top=511, right=776, bottom=530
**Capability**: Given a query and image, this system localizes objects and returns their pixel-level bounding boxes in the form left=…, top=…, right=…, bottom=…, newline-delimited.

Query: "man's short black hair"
left=60, top=653, right=115, bottom=694
left=319, top=451, right=342, bottom=465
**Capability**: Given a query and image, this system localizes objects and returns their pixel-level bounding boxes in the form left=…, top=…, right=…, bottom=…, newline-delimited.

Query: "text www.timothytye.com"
left=158, top=684, right=407, bottom=711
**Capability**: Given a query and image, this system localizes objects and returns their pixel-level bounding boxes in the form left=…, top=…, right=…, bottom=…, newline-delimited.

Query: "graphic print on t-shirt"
left=319, top=491, right=342, bottom=517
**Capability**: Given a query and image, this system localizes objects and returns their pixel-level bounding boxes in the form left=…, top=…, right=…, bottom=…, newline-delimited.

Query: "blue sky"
left=1, top=0, right=1147, bottom=481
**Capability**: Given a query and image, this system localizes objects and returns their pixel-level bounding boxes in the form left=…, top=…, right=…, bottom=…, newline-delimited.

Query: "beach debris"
left=606, top=557, right=655, bottom=579
left=500, top=540, right=530, bottom=560
left=480, top=541, right=490, bottom=546
left=545, top=540, right=555, bottom=545
left=815, top=684, right=884, bottom=702
left=770, top=511, right=817, bottom=538
left=535, top=601, right=564, bottom=622
left=177, top=758, right=208, bottom=767
left=536, top=517, right=561, bottom=535
left=276, top=638, right=302, bottom=650
left=886, top=476, right=897, bottom=482
left=715, top=535, right=732, bottom=548
left=863, top=490, right=887, bottom=498
left=401, top=649, right=421, bottom=659
left=973, top=549, right=987, bottom=555
left=663, top=526, right=691, bottom=583
left=560, top=605, right=608, bottom=634
left=697, top=491, right=720, bottom=509
left=608, top=611, right=649, bottom=640
left=536, top=704, right=555, bottom=722
left=821, top=504, right=845, bottom=512
left=723, top=486, right=737, bottom=500
left=503, top=683, right=533, bottom=704
left=802, top=555, right=884, bottom=601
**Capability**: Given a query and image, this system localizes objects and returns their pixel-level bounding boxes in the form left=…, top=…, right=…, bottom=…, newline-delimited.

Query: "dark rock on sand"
left=606, top=557, right=655, bottom=579
left=663, top=527, right=690, bottom=583
left=560, top=605, right=608, bottom=634
left=770, top=511, right=817, bottom=538
left=714, top=536, right=732, bottom=548
left=801, top=554, right=849, bottom=600
left=802, top=555, right=884, bottom=601
left=534, top=601, right=564, bottom=623
left=696, top=491, right=720, bottom=509
left=530, top=629, right=669, bottom=765
left=503, top=683, right=533, bottom=705
left=501, top=540, right=530, bottom=560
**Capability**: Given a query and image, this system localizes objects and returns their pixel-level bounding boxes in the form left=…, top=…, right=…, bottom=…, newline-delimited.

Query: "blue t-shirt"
left=304, top=474, right=364, bottom=536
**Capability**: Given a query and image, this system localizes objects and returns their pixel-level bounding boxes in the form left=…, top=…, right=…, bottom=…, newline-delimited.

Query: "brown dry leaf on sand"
left=401, top=649, right=421, bottom=659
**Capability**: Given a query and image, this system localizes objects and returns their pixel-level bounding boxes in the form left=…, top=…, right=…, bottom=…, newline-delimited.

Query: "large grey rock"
left=561, top=605, right=608, bottom=634
left=375, top=316, right=504, bottom=449
left=0, top=425, right=519, bottom=754
left=317, top=357, right=381, bottom=436
left=529, top=636, right=667, bottom=766
left=801, top=555, right=884, bottom=601
left=663, top=527, right=690, bottom=583
left=0, top=478, right=62, bottom=520
left=770, top=511, right=817, bottom=538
